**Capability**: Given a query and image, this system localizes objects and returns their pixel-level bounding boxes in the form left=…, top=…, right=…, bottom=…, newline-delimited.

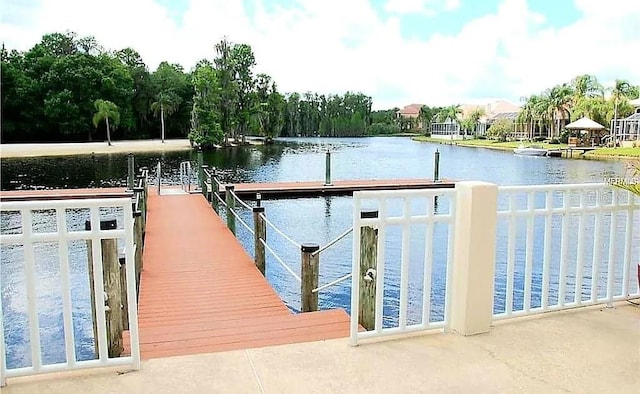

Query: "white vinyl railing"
left=350, top=188, right=456, bottom=344
left=493, top=183, right=640, bottom=320
left=0, top=198, right=140, bottom=386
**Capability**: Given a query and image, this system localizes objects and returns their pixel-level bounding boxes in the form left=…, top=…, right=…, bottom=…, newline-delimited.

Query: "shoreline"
left=0, top=139, right=194, bottom=159
left=411, top=136, right=640, bottom=161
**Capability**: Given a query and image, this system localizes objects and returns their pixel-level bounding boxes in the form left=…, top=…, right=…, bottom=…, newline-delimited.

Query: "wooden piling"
left=133, top=211, right=144, bottom=289
left=85, top=217, right=124, bottom=358
left=225, top=184, right=236, bottom=235
left=197, top=148, right=204, bottom=193
left=434, top=149, right=440, bottom=182
left=324, top=150, right=332, bottom=186
left=359, top=209, right=378, bottom=330
left=118, top=252, right=129, bottom=330
left=301, top=243, right=320, bottom=312
left=211, top=167, right=219, bottom=213
left=127, top=153, right=134, bottom=190
left=253, top=206, right=266, bottom=275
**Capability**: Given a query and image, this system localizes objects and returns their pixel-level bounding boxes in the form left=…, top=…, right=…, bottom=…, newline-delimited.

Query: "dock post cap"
left=85, top=216, right=118, bottom=230
left=301, top=243, right=320, bottom=253
left=360, top=209, right=379, bottom=219
left=252, top=206, right=265, bottom=213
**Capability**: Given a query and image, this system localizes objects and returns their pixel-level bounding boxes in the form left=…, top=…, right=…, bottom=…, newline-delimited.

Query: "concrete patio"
left=3, top=302, right=638, bottom=394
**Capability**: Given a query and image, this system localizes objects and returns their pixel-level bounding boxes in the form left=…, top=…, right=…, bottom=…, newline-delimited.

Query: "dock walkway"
left=136, top=191, right=350, bottom=359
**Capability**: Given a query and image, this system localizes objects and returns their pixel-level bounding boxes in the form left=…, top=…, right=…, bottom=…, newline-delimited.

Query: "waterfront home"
left=610, top=98, right=640, bottom=145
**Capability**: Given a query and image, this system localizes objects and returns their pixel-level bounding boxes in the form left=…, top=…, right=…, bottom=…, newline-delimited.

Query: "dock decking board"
left=220, top=179, right=455, bottom=199
left=135, top=191, right=350, bottom=359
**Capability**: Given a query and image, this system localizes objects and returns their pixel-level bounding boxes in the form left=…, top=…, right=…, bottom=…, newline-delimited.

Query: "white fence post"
left=449, top=181, right=498, bottom=336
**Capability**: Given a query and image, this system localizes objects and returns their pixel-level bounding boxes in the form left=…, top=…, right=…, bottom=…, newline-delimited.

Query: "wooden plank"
left=219, top=179, right=455, bottom=199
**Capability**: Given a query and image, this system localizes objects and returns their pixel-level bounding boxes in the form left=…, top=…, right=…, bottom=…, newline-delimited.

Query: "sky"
left=2, top=0, right=639, bottom=110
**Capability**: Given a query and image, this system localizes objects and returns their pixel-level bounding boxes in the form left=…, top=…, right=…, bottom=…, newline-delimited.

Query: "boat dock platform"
left=221, top=178, right=455, bottom=199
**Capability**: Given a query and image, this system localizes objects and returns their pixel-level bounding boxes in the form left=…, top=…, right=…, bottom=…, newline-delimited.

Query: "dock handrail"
left=259, top=213, right=301, bottom=249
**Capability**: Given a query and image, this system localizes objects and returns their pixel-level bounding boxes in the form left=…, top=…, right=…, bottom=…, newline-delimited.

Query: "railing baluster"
left=558, top=190, right=569, bottom=307
left=622, top=199, right=633, bottom=297
left=22, top=209, right=42, bottom=372
left=56, top=208, right=76, bottom=366
left=422, top=218, right=434, bottom=327
left=89, top=208, right=109, bottom=362
left=606, top=190, right=618, bottom=303
left=542, top=191, right=552, bottom=311
left=374, top=198, right=386, bottom=333
left=506, top=193, right=516, bottom=316
left=399, top=198, right=411, bottom=330
left=574, top=193, right=586, bottom=305
left=524, top=192, right=534, bottom=312
left=591, top=192, right=602, bottom=303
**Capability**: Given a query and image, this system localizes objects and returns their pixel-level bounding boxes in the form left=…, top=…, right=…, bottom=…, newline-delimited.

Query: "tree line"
left=516, top=75, right=639, bottom=139
left=1, top=32, right=376, bottom=146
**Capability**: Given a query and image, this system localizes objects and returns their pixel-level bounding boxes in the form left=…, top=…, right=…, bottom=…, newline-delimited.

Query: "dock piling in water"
left=127, top=153, right=135, bottom=190
left=359, top=209, right=378, bottom=330
left=253, top=206, right=266, bottom=275
left=85, top=217, right=124, bottom=358
left=301, top=243, right=320, bottom=312
left=434, top=149, right=440, bottom=182
left=197, top=148, right=204, bottom=193
left=324, top=150, right=332, bottom=186
left=225, top=184, right=236, bottom=235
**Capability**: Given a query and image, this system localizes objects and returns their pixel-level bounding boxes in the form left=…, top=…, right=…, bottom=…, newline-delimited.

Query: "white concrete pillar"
left=449, top=181, right=498, bottom=336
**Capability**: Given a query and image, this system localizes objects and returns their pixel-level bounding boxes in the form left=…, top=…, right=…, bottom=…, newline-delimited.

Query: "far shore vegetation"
left=2, top=31, right=639, bottom=156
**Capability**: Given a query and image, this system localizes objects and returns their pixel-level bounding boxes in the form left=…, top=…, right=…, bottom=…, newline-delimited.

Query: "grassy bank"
left=412, top=136, right=640, bottom=159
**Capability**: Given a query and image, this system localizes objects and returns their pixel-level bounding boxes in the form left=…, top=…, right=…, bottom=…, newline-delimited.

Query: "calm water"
left=1, top=137, right=635, bottom=368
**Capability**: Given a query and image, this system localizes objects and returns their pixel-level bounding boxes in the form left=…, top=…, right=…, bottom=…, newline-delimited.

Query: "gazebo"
left=565, top=117, right=606, bottom=147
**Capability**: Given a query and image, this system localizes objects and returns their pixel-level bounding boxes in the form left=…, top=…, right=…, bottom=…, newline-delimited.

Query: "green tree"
left=150, top=62, right=187, bottom=142
left=92, top=99, right=120, bottom=146
left=418, top=105, right=437, bottom=134
left=189, top=60, right=223, bottom=148
left=546, top=83, right=574, bottom=138
left=487, top=118, right=513, bottom=142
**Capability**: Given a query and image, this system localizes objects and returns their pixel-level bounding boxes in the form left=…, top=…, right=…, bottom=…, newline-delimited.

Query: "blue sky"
left=2, top=0, right=639, bottom=109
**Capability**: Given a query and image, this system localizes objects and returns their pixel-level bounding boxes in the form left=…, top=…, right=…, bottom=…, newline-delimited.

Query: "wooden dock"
left=222, top=178, right=455, bottom=199
left=133, top=191, right=350, bottom=359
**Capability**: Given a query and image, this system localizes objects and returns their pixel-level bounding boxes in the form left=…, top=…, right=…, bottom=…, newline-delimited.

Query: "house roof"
left=629, top=98, right=640, bottom=108
left=489, top=112, right=519, bottom=121
left=397, top=104, right=423, bottom=116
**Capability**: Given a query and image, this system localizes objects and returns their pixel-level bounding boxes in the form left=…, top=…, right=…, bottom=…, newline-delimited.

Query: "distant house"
left=610, top=98, right=640, bottom=145
left=396, top=104, right=424, bottom=130
left=431, top=100, right=521, bottom=140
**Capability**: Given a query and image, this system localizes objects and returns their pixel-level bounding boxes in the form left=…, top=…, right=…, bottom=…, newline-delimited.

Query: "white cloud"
left=384, top=0, right=460, bottom=15
left=1, top=0, right=639, bottom=110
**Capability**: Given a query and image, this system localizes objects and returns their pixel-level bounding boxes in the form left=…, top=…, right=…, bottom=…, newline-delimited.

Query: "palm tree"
left=436, top=105, right=462, bottom=123
left=609, top=79, right=637, bottom=145
left=545, top=84, right=574, bottom=138
left=92, top=99, right=119, bottom=146
left=418, top=105, right=436, bottom=134
left=151, top=91, right=181, bottom=143
left=517, top=97, right=536, bottom=140
left=571, top=74, right=604, bottom=101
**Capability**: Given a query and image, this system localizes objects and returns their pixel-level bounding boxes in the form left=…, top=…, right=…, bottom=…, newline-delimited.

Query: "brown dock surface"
left=134, top=191, right=350, bottom=359
left=223, top=178, right=455, bottom=199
